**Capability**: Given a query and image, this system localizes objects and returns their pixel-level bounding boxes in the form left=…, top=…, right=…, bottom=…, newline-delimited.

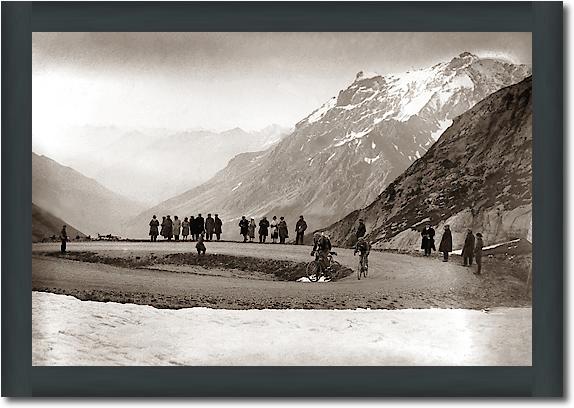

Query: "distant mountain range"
left=32, top=203, right=86, bottom=242
left=33, top=124, right=290, bottom=205
left=123, top=53, right=531, bottom=238
left=32, top=153, right=145, bottom=237
left=322, top=76, right=532, bottom=251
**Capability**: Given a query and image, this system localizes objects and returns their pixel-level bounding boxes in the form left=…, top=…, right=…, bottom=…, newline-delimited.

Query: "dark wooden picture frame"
left=2, top=1, right=563, bottom=397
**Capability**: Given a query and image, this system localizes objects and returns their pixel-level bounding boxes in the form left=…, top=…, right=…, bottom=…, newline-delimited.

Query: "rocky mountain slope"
left=322, top=76, right=532, bottom=251
left=32, top=203, right=86, bottom=242
left=125, top=53, right=530, bottom=238
left=34, top=125, right=289, bottom=205
left=32, top=153, right=145, bottom=237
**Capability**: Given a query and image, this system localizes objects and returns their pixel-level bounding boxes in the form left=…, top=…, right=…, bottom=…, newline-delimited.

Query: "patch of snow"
left=411, top=217, right=431, bottom=228
left=333, top=129, right=371, bottom=147
left=364, top=155, right=381, bottom=164
left=393, top=144, right=399, bottom=151
left=325, top=152, right=337, bottom=163
left=307, top=97, right=337, bottom=123
left=415, top=150, right=421, bottom=159
left=452, top=239, right=522, bottom=255
left=372, top=141, right=376, bottom=149
left=32, top=292, right=532, bottom=366
left=431, top=119, right=453, bottom=140
left=231, top=182, right=242, bottom=192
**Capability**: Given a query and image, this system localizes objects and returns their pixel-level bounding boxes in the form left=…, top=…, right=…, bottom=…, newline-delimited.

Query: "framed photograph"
left=2, top=1, right=563, bottom=397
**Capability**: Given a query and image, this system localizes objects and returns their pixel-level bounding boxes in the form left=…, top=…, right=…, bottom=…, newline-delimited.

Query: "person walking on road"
left=474, top=233, right=484, bottom=275
left=214, top=214, right=223, bottom=241
left=258, top=216, right=270, bottom=243
left=60, top=225, right=68, bottom=254
left=149, top=215, right=159, bottom=242
left=239, top=216, right=249, bottom=242
left=438, top=225, right=452, bottom=262
left=205, top=214, right=215, bottom=241
left=295, top=215, right=307, bottom=245
left=462, top=229, right=475, bottom=266
left=278, top=217, right=289, bottom=244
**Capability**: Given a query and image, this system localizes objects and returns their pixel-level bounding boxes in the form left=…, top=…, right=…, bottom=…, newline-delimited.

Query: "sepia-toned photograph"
left=31, top=32, right=532, bottom=366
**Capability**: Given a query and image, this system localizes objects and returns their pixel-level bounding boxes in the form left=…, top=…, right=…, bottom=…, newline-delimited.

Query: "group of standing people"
left=421, top=223, right=484, bottom=275
left=238, top=215, right=308, bottom=244
left=148, top=213, right=223, bottom=242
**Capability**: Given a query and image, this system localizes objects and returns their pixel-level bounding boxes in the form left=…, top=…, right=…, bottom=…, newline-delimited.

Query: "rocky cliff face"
left=322, top=76, right=532, bottom=251
left=124, top=53, right=530, bottom=239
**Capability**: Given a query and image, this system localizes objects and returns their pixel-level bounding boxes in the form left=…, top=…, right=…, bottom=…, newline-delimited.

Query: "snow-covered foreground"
left=32, top=292, right=531, bottom=366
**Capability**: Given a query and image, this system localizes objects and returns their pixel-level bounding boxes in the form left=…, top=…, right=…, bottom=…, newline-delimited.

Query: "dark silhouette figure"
left=421, top=224, right=436, bottom=256
left=196, top=234, right=206, bottom=255
left=295, top=215, right=307, bottom=245
left=474, top=233, right=484, bottom=275
left=462, top=229, right=475, bottom=266
left=278, top=217, right=289, bottom=244
left=205, top=214, right=215, bottom=241
left=356, top=219, right=367, bottom=241
left=60, top=225, right=68, bottom=254
left=196, top=214, right=205, bottom=240
left=258, top=216, right=270, bottom=243
left=438, top=225, right=452, bottom=261
left=238, top=216, right=249, bottom=242
left=149, top=215, right=159, bottom=242
left=214, top=214, right=223, bottom=241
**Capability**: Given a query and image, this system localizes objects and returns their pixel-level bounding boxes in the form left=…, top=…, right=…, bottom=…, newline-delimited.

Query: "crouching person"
left=196, top=234, right=206, bottom=255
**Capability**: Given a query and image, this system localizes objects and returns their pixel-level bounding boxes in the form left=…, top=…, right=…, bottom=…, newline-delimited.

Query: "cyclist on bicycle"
left=311, top=232, right=332, bottom=271
left=354, top=237, right=371, bottom=270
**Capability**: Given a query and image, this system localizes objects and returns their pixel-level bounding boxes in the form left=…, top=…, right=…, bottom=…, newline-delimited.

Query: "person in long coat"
left=149, top=215, right=160, bottom=242
left=205, top=214, right=215, bottom=241
left=462, top=229, right=475, bottom=266
left=270, top=216, right=279, bottom=243
left=189, top=216, right=196, bottom=241
left=258, top=216, right=270, bottom=243
left=196, top=214, right=205, bottom=238
left=214, top=214, right=223, bottom=241
left=420, top=224, right=435, bottom=256
left=295, top=215, right=307, bottom=245
left=173, top=215, right=181, bottom=241
left=238, top=216, right=249, bottom=242
left=60, top=225, right=68, bottom=254
left=438, top=224, right=452, bottom=262
left=248, top=218, right=256, bottom=242
left=278, top=217, right=289, bottom=244
left=182, top=217, right=190, bottom=241
left=164, top=215, right=174, bottom=241
left=160, top=216, right=166, bottom=239
left=356, top=219, right=367, bottom=240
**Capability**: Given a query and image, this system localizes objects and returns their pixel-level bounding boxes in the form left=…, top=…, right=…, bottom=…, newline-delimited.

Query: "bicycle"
left=357, top=252, right=369, bottom=280
left=306, top=251, right=339, bottom=282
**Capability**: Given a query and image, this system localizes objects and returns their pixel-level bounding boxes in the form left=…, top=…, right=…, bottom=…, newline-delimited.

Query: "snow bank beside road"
left=33, top=292, right=531, bottom=366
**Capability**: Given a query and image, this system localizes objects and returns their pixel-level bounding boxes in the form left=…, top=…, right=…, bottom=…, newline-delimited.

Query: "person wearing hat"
left=474, top=233, right=484, bottom=275
left=205, top=213, right=215, bottom=241
left=258, top=216, right=270, bottom=243
left=462, top=229, right=475, bottom=266
left=438, top=225, right=453, bottom=262
left=278, top=216, right=289, bottom=244
left=421, top=223, right=436, bottom=257
left=149, top=215, right=160, bottom=242
left=248, top=218, right=256, bottom=242
left=270, top=216, right=279, bottom=243
left=295, top=215, right=307, bottom=245
left=238, top=216, right=249, bottom=242
left=311, top=232, right=332, bottom=271
left=214, top=214, right=223, bottom=241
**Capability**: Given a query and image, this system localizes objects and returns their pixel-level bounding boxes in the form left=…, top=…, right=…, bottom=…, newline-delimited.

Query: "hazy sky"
left=33, top=32, right=531, bottom=135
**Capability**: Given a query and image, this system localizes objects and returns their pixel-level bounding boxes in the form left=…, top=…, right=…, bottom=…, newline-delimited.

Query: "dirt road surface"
left=32, top=241, right=530, bottom=310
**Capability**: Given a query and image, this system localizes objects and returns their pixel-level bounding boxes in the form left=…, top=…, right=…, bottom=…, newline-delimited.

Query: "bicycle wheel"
left=362, top=256, right=368, bottom=278
left=357, top=261, right=362, bottom=280
left=306, top=261, right=321, bottom=282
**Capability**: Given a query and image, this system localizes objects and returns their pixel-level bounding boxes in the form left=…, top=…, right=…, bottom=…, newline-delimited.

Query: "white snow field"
left=32, top=292, right=531, bottom=366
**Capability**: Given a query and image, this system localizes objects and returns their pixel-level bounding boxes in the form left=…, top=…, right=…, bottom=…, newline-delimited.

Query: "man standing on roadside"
left=205, top=214, right=215, bottom=241
left=295, top=215, right=307, bottom=245
left=214, top=214, right=223, bottom=241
